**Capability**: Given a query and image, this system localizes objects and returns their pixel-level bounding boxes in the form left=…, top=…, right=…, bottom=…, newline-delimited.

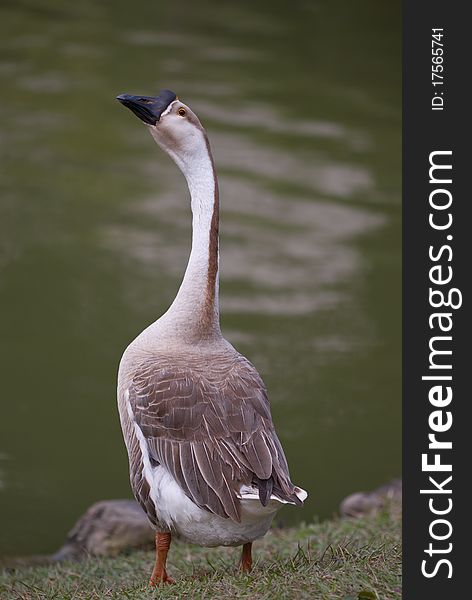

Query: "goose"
left=115, top=89, right=307, bottom=585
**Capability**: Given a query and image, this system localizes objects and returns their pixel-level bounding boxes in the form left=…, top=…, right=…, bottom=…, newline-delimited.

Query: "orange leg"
left=240, top=542, right=253, bottom=573
left=149, top=532, right=175, bottom=586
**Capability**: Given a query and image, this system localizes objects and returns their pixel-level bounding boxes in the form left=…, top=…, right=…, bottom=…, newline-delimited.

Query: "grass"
left=1, top=504, right=401, bottom=600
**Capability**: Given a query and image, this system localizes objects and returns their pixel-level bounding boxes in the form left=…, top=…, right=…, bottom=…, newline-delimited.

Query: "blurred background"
left=0, top=0, right=400, bottom=556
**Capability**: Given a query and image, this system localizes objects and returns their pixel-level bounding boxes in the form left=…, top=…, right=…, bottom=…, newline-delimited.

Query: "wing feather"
left=127, top=352, right=302, bottom=521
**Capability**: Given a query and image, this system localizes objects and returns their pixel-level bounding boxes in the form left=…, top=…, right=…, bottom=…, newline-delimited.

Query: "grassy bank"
left=1, top=504, right=401, bottom=600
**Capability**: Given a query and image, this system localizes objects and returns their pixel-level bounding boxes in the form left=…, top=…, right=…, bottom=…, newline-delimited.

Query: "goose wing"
left=126, top=353, right=300, bottom=522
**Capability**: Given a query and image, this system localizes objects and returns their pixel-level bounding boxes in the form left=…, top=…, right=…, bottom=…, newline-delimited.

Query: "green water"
left=0, top=1, right=400, bottom=556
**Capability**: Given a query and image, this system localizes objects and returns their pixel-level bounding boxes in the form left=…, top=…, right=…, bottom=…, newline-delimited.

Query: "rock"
left=339, top=479, right=402, bottom=518
left=52, top=499, right=154, bottom=561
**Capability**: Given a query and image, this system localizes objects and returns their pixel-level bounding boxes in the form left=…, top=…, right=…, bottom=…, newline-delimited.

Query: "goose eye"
left=177, top=107, right=187, bottom=117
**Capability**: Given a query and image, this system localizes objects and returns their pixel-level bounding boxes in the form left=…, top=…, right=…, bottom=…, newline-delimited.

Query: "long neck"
left=162, top=140, right=221, bottom=341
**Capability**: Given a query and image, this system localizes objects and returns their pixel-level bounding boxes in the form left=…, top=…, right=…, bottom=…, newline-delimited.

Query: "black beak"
left=116, top=89, right=177, bottom=125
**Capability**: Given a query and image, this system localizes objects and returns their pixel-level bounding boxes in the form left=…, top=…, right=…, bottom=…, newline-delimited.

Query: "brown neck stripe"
left=203, top=135, right=219, bottom=331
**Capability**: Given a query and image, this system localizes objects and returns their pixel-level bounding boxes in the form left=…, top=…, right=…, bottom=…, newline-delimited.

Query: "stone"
left=52, top=499, right=154, bottom=560
left=339, top=479, right=402, bottom=518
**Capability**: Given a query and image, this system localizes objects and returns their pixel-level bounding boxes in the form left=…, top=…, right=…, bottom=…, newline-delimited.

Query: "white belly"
left=152, top=466, right=279, bottom=547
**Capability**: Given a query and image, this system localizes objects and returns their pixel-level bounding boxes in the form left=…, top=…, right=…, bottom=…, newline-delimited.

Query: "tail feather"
left=256, top=477, right=274, bottom=506
left=254, top=476, right=307, bottom=506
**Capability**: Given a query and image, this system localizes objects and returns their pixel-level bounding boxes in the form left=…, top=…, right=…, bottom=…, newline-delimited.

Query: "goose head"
left=116, top=89, right=209, bottom=172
